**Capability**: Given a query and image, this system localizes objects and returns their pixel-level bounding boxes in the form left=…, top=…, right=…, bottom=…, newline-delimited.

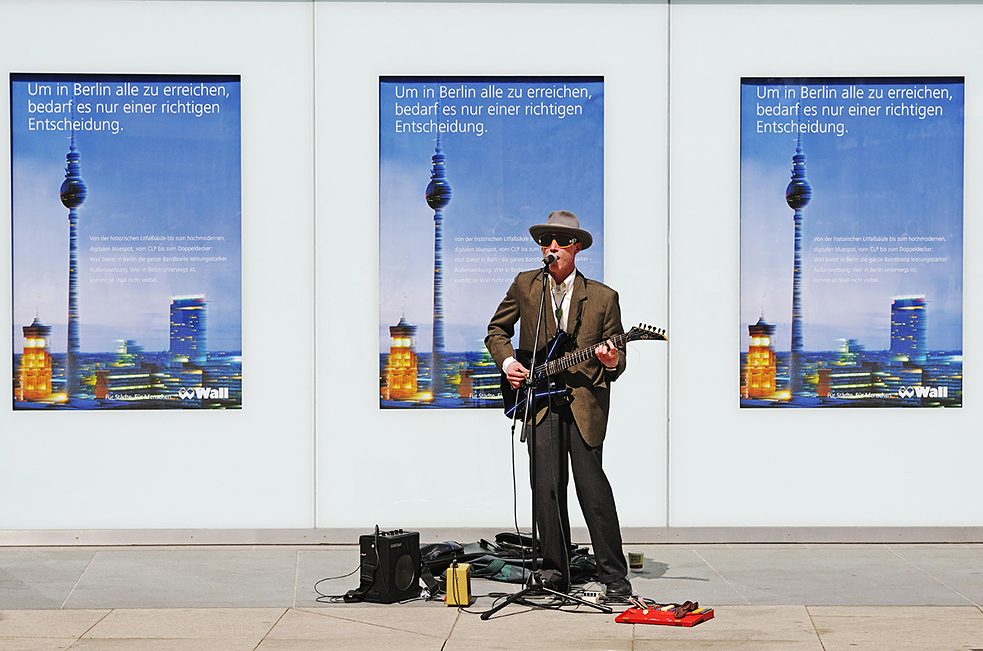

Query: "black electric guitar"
left=501, top=323, right=667, bottom=419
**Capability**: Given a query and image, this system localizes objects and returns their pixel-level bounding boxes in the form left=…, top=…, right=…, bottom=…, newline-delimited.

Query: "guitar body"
left=499, top=323, right=667, bottom=420
left=501, top=331, right=571, bottom=420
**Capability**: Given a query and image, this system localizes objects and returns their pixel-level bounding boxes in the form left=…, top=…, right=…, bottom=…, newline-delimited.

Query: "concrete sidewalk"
left=1, top=543, right=981, bottom=649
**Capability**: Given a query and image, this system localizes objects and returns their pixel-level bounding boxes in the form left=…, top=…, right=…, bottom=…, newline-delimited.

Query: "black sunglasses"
left=536, top=233, right=579, bottom=248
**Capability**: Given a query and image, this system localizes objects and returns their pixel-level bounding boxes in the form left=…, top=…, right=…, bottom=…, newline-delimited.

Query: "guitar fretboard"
left=534, top=331, right=631, bottom=379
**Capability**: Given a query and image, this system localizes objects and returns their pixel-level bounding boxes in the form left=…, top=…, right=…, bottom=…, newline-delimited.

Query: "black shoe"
left=605, top=578, right=632, bottom=598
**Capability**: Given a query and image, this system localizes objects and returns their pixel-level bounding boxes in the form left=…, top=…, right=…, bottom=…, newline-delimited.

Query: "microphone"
left=542, top=253, right=558, bottom=266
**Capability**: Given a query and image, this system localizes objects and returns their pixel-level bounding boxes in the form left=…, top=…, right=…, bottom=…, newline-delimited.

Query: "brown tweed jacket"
left=485, top=268, right=626, bottom=447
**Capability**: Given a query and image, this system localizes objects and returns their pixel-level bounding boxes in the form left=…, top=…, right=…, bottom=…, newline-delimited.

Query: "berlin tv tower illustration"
left=785, top=133, right=811, bottom=397
left=425, top=135, right=452, bottom=399
left=60, top=131, right=88, bottom=399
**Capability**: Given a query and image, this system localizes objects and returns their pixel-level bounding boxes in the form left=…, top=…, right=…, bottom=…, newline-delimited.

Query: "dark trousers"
left=526, top=405, right=627, bottom=586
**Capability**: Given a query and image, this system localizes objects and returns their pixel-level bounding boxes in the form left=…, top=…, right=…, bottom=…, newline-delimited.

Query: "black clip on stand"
left=482, top=257, right=611, bottom=620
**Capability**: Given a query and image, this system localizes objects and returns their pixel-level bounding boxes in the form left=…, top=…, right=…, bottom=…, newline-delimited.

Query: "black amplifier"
left=357, top=528, right=421, bottom=603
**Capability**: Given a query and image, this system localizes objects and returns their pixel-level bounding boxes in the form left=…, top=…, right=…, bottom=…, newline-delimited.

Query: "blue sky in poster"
left=379, top=77, right=604, bottom=353
left=740, top=78, right=963, bottom=352
left=11, top=74, right=241, bottom=353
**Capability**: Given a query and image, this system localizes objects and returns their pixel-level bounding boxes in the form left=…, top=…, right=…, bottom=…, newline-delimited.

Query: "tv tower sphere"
left=425, top=140, right=452, bottom=210
left=60, top=139, right=88, bottom=209
left=785, top=137, right=811, bottom=211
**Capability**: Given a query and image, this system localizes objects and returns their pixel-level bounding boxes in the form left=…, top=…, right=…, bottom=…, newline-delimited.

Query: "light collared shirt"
left=550, top=267, right=577, bottom=332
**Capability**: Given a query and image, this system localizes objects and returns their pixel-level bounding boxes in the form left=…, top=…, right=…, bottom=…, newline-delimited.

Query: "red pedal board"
left=616, top=606, right=714, bottom=627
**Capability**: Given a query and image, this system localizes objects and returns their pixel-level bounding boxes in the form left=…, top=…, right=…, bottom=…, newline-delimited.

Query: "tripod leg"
left=480, top=586, right=536, bottom=621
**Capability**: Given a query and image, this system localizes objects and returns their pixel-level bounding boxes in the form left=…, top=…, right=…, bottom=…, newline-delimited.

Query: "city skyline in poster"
left=379, top=75, right=604, bottom=408
left=11, top=73, right=242, bottom=409
left=740, top=76, right=963, bottom=407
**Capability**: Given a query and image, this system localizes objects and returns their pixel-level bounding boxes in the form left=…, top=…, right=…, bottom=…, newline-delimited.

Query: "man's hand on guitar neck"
left=504, top=360, right=530, bottom=389
left=595, top=339, right=620, bottom=370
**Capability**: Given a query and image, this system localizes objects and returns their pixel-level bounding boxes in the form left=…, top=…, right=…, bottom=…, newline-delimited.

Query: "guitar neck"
left=535, top=332, right=630, bottom=378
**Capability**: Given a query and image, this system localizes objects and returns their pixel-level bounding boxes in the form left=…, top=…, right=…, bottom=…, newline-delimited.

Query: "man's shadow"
left=631, top=559, right=709, bottom=582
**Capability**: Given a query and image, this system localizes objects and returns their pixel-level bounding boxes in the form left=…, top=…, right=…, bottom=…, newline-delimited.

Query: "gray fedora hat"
left=528, top=210, right=593, bottom=250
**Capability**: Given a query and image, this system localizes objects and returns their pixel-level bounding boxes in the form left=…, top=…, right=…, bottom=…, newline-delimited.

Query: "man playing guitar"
left=485, top=210, right=632, bottom=600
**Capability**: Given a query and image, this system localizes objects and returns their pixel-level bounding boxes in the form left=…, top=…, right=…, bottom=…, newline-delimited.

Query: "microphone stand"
left=482, top=257, right=611, bottom=620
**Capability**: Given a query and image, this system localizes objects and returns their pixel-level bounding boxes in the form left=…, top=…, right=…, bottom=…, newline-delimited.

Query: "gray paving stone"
left=0, top=549, right=95, bottom=609
left=632, top=605, right=823, bottom=649
left=809, top=605, right=983, bottom=651
left=0, top=640, right=76, bottom=650
left=0, top=609, right=108, bottom=638
left=445, top=604, right=631, bottom=650
left=260, top=607, right=450, bottom=650
left=62, top=549, right=298, bottom=608
left=81, top=607, right=283, bottom=642
left=887, top=544, right=983, bottom=606
left=696, top=544, right=968, bottom=605
left=71, top=640, right=260, bottom=650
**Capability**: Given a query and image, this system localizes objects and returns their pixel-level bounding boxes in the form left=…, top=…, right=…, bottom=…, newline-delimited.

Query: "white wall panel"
left=0, top=0, right=315, bottom=528
left=669, top=3, right=981, bottom=526
left=315, top=2, right=669, bottom=529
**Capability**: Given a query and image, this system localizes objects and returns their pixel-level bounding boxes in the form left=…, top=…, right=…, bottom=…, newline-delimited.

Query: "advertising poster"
left=11, top=73, right=241, bottom=410
left=379, top=75, right=604, bottom=409
left=740, top=77, right=963, bottom=408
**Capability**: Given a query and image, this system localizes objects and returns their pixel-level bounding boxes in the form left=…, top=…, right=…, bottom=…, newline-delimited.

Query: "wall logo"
left=898, top=385, right=948, bottom=399
left=177, top=387, right=230, bottom=400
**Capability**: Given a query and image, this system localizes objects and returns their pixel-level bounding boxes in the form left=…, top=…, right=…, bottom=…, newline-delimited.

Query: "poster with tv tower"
left=739, top=76, right=963, bottom=408
left=378, top=76, right=604, bottom=409
left=10, top=73, right=242, bottom=410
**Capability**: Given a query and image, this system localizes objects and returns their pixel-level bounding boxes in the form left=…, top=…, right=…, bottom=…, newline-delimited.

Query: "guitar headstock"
left=626, top=323, right=667, bottom=342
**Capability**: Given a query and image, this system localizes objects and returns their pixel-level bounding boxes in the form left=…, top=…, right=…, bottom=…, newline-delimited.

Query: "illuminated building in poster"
left=170, top=296, right=207, bottom=364
left=60, top=133, right=87, bottom=399
left=464, top=346, right=503, bottom=404
left=201, top=355, right=242, bottom=403
left=743, top=315, right=777, bottom=398
left=381, top=316, right=420, bottom=401
left=817, top=339, right=888, bottom=400
left=112, top=339, right=143, bottom=367
left=93, top=338, right=215, bottom=403
left=16, top=316, right=54, bottom=401
left=891, top=295, right=927, bottom=364
left=95, top=339, right=163, bottom=400
left=93, top=368, right=157, bottom=401
left=425, top=135, right=452, bottom=398
left=785, top=134, right=811, bottom=397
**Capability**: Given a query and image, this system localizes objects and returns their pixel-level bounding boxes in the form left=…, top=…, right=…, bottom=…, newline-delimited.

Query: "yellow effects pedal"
left=445, top=563, right=472, bottom=606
